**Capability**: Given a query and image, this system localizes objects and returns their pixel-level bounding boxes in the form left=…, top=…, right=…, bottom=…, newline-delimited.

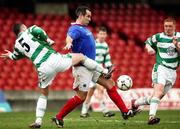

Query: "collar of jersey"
left=17, top=32, right=23, bottom=38
left=71, top=22, right=87, bottom=27
left=163, top=32, right=177, bottom=37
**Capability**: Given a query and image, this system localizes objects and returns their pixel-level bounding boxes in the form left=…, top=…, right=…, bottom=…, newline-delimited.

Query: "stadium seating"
left=0, top=3, right=180, bottom=91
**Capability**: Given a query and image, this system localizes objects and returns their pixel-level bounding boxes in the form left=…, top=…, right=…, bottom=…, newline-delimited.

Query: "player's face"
left=21, top=24, right=27, bottom=32
left=164, top=21, right=176, bottom=37
left=97, top=31, right=107, bottom=42
left=82, top=10, right=91, bottom=26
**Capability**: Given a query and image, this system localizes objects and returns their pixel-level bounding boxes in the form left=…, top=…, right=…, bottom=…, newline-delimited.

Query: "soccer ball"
left=117, top=75, right=133, bottom=91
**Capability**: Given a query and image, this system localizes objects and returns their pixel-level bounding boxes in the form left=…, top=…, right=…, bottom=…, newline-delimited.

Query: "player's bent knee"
left=154, top=90, right=163, bottom=98
left=78, top=95, right=86, bottom=101
left=108, top=79, right=115, bottom=86
left=77, top=53, right=85, bottom=60
left=157, top=92, right=164, bottom=98
left=102, top=80, right=115, bottom=90
left=40, top=87, right=49, bottom=96
left=76, top=91, right=87, bottom=101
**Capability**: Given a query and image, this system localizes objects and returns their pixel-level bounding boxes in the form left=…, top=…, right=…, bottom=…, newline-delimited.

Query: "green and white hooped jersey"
left=95, top=40, right=112, bottom=67
left=145, top=32, right=180, bottom=70
left=11, top=25, right=56, bottom=68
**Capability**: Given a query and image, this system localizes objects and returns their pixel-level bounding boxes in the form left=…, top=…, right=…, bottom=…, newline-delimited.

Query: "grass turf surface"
left=0, top=110, right=179, bottom=129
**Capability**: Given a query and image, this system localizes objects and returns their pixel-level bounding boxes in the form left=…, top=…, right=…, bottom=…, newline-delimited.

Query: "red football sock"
left=107, top=86, right=128, bottom=113
left=56, top=95, right=83, bottom=120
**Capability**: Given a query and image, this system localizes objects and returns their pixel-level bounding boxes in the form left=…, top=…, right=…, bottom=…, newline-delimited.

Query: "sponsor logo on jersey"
left=167, top=46, right=175, bottom=56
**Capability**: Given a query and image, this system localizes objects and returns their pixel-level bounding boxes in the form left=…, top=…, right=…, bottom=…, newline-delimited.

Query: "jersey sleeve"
left=10, top=47, right=25, bottom=60
left=104, top=44, right=112, bottom=68
left=145, top=33, right=159, bottom=49
left=30, top=25, right=48, bottom=42
left=145, top=34, right=159, bottom=46
left=67, top=26, right=80, bottom=40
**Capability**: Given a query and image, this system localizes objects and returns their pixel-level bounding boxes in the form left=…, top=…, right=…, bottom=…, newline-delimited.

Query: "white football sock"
left=82, top=57, right=108, bottom=74
left=81, top=102, right=90, bottom=115
left=135, top=97, right=150, bottom=106
left=99, top=100, right=109, bottom=113
left=149, top=97, right=160, bottom=117
left=35, top=95, right=47, bottom=125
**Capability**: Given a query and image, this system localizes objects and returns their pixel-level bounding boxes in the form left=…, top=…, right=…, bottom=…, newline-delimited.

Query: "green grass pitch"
left=0, top=110, right=180, bottom=129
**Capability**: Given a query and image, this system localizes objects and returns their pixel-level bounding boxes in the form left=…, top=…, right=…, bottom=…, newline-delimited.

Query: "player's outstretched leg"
left=131, top=97, right=150, bottom=110
left=106, top=86, right=139, bottom=120
left=52, top=95, right=83, bottom=128
left=72, top=54, right=115, bottom=78
left=81, top=56, right=108, bottom=74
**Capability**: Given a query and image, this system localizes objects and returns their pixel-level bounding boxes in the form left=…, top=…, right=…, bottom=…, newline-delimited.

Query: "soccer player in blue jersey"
left=52, top=6, right=138, bottom=128
left=80, top=27, right=115, bottom=118
left=0, top=23, right=114, bottom=128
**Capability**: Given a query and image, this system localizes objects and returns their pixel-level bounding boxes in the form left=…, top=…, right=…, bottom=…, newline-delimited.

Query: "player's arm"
left=64, top=27, right=80, bottom=50
left=0, top=48, right=25, bottom=60
left=145, top=34, right=157, bottom=55
left=173, top=36, right=180, bottom=54
left=30, top=25, right=54, bottom=46
left=64, top=35, right=73, bottom=50
left=0, top=50, right=13, bottom=59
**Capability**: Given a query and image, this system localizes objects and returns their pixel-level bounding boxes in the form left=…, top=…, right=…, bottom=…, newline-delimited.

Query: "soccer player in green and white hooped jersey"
left=81, top=27, right=115, bottom=118
left=131, top=17, right=180, bottom=125
left=0, top=23, right=112, bottom=128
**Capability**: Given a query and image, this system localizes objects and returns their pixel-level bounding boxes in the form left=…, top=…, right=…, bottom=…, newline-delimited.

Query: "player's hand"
left=63, top=43, right=72, bottom=50
left=148, top=49, right=155, bottom=55
left=147, top=47, right=155, bottom=55
left=0, top=50, right=12, bottom=59
left=173, top=36, right=179, bottom=47
left=173, top=36, right=178, bottom=45
left=145, top=44, right=155, bottom=55
left=47, top=38, right=55, bottom=46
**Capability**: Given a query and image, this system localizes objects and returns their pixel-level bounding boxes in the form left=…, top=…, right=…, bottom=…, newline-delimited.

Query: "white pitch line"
left=64, top=118, right=180, bottom=124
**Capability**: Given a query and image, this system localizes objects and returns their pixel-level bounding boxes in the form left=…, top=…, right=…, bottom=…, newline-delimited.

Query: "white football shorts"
left=72, top=66, right=101, bottom=92
left=37, top=53, right=72, bottom=88
left=152, top=64, right=177, bottom=94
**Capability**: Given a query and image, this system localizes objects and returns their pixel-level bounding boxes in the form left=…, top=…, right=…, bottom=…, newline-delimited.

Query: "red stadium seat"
left=0, top=5, right=179, bottom=90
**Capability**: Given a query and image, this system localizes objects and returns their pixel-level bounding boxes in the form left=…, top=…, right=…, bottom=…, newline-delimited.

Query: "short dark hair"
left=13, top=23, right=23, bottom=36
left=75, top=6, right=91, bottom=18
left=164, top=17, right=176, bottom=25
left=98, top=26, right=107, bottom=33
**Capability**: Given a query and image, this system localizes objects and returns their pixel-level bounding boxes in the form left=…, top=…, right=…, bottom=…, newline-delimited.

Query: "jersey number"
left=18, top=38, right=30, bottom=52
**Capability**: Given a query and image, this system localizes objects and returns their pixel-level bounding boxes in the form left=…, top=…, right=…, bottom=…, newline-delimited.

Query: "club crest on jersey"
left=167, top=46, right=175, bottom=56
left=86, top=32, right=92, bottom=36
